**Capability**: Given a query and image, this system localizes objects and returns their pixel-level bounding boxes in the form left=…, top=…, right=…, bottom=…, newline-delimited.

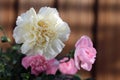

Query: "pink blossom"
left=74, top=35, right=97, bottom=71
left=59, top=57, right=78, bottom=75
left=22, top=55, right=48, bottom=76
left=22, top=55, right=59, bottom=76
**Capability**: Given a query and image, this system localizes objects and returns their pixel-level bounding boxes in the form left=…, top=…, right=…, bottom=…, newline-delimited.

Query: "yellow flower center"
left=34, top=20, right=57, bottom=49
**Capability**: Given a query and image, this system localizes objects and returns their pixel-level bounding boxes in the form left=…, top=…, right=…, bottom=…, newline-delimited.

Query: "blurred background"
left=0, top=0, right=120, bottom=80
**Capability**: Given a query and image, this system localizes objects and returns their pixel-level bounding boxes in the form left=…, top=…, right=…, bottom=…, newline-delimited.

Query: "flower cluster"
left=0, top=7, right=97, bottom=80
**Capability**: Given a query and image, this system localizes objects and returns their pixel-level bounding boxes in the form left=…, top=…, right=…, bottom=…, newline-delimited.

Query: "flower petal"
left=75, top=35, right=93, bottom=48
left=74, top=49, right=81, bottom=70
left=16, top=8, right=36, bottom=25
left=38, top=7, right=58, bottom=17
left=22, top=56, right=31, bottom=69
left=57, top=22, right=71, bottom=41
left=81, top=62, right=92, bottom=71
left=13, top=26, right=25, bottom=43
left=44, top=39, right=65, bottom=60
left=59, top=58, right=78, bottom=75
left=21, top=42, right=34, bottom=54
left=46, top=59, right=59, bottom=75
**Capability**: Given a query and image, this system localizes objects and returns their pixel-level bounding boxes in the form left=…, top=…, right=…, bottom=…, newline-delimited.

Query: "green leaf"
left=40, top=74, right=55, bottom=80
left=47, top=75, right=55, bottom=80
left=0, top=63, right=5, bottom=72
left=72, top=75, right=81, bottom=80
left=21, top=73, right=30, bottom=80
left=12, top=44, right=21, bottom=50
left=1, top=36, right=8, bottom=42
left=35, top=77, right=42, bottom=80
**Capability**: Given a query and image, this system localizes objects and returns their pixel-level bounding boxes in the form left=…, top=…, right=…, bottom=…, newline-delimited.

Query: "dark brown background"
left=0, top=0, right=120, bottom=80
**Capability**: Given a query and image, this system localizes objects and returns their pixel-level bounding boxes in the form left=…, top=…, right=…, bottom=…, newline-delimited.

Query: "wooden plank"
left=18, top=0, right=54, bottom=15
left=96, top=0, right=120, bottom=80
left=58, top=0, right=94, bottom=79
left=0, top=0, right=16, bottom=49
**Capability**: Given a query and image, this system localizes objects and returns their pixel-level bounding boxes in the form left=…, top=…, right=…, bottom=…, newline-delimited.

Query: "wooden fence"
left=0, top=0, right=120, bottom=80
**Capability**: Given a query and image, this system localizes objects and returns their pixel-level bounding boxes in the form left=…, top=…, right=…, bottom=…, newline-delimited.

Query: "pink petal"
left=59, top=57, right=69, bottom=63
left=75, top=35, right=93, bottom=48
left=31, top=69, right=39, bottom=76
left=46, top=59, right=59, bottom=75
left=22, top=56, right=31, bottom=69
left=74, top=50, right=81, bottom=70
left=81, top=62, right=92, bottom=71
left=59, top=58, right=78, bottom=75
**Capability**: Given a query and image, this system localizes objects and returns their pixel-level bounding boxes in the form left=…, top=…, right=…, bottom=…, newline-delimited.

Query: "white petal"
left=38, top=7, right=58, bottom=17
left=16, top=8, right=36, bottom=25
left=21, top=42, right=34, bottom=54
left=52, top=39, right=65, bottom=54
left=13, top=23, right=35, bottom=44
left=38, top=7, right=62, bottom=27
left=43, top=45, right=56, bottom=59
left=56, top=22, right=71, bottom=41
left=23, top=31, right=36, bottom=43
left=13, top=26, right=25, bottom=43
left=44, top=39, right=65, bottom=60
left=25, top=48, right=43, bottom=56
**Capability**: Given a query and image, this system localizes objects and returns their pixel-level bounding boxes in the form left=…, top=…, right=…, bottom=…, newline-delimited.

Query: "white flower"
left=13, top=7, right=70, bottom=60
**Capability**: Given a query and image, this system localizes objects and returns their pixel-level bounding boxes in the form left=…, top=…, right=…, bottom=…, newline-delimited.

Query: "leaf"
left=72, top=75, right=81, bottom=80
left=35, top=77, right=42, bottom=80
left=12, top=44, right=21, bottom=50
left=0, top=63, right=5, bottom=72
left=1, top=36, right=8, bottom=42
left=67, top=49, right=75, bottom=58
left=21, top=73, right=30, bottom=80
left=40, top=74, right=55, bottom=80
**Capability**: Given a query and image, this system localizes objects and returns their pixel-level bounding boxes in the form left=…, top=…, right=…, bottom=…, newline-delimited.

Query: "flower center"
left=34, top=20, right=57, bottom=49
left=38, top=21, right=48, bottom=28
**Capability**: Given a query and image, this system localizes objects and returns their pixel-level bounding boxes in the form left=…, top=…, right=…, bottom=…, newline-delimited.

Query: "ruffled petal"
left=21, top=42, right=34, bottom=54
left=74, top=49, right=81, bottom=70
left=16, top=8, right=36, bottom=25
left=56, top=22, right=71, bottom=41
left=81, top=62, right=92, bottom=71
left=22, top=56, right=31, bottom=69
left=75, top=35, right=93, bottom=48
left=38, top=7, right=58, bottom=17
left=46, top=59, right=59, bottom=75
left=44, top=39, right=65, bottom=60
left=13, top=26, right=25, bottom=43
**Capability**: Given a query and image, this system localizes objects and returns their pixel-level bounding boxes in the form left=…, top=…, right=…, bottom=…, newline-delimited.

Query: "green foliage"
left=1, top=36, right=8, bottom=42
left=0, top=44, right=26, bottom=80
left=0, top=44, right=82, bottom=80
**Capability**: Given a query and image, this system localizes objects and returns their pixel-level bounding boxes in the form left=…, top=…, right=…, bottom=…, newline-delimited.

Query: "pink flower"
left=74, top=35, right=97, bottom=71
left=59, top=57, right=78, bottom=75
left=22, top=55, right=59, bottom=76
left=22, top=55, right=48, bottom=76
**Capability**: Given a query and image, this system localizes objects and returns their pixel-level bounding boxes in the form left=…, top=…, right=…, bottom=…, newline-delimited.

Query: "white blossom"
left=13, top=7, right=70, bottom=59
